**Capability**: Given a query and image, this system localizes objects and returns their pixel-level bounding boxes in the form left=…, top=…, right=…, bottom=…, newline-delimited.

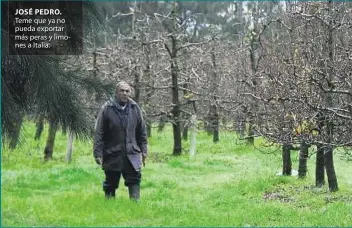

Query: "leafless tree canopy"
left=75, top=2, right=351, bottom=149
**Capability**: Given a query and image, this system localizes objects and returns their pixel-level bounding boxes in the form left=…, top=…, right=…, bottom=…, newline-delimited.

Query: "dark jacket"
left=93, top=97, right=147, bottom=172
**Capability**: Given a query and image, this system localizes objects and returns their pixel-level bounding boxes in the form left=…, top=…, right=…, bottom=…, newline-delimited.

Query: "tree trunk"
left=298, top=141, right=309, bottom=178
left=65, top=132, right=74, bottom=163
left=92, top=44, right=101, bottom=103
left=247, top=15, right=259, bottom=146
left=324, top=145, right=338, bottom=191
left=205, top=119, right=212, bottom=135
left=170, top=38, right=182, bottom=155
left=157, top=113, right=166, bottom=133
left=213, top=115, right=219, bottom=143
left=172, top=106, right=182, bottom=155
left=34, top=116, right=44, bottom=141
left=146, top=120, right=152, bottom=138
left=143, top=40, right=153, bottom=138
left=9, top=114, right=23, bottom=149
left=282, top=144, right=292, bottom=176
left=182, top=125, right=188, bottom=141
left=315, top=143, right=325, bottom=187
left=247, top=116, right=255, bottom=145
left=210, top=41, right=219, bottom=143
left=189, top=115, right=197, bottom=159
left=44, top=121, right=58, bottom=161
left=235, top=120, right=245, bottom=139
left=133, top=61, right=141, bottom=103
left=236, top=2, right=244, bottom=34
left=323, top=0, right=338, bottom=192
left=169, top=4, right=182, bottom=156
left=171, top=81, right=182, bottom=155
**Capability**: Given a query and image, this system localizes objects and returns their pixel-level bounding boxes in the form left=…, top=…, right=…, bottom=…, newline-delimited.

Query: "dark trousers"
left=103, top=158, right=141, bottom=194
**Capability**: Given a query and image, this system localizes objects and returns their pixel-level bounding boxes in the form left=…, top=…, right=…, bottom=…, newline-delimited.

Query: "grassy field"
left=2, top=122, right=352, bottom=227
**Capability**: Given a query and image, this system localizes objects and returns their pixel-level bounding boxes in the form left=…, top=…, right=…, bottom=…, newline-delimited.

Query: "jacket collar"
left=107, top=96, right=137, bottom=109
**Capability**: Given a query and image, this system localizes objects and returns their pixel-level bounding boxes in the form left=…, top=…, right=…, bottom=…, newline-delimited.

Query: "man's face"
left=116, top=84, right=131, bottom=103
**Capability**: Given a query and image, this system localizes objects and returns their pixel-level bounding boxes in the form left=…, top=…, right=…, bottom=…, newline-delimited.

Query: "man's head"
left=115, top=81, right=132, bottom=104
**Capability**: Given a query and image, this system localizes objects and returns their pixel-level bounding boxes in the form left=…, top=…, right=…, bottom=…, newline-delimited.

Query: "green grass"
left=2, top=122, right=352, bottom=226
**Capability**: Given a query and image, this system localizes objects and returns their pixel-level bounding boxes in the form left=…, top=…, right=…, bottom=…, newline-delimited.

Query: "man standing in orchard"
left=93, top=81, right=147, bottom=201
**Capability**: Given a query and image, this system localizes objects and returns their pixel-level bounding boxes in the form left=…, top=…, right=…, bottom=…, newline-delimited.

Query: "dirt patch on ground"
left=263, top=185, right=352, bottom=204
left=324, top=195, right=352, bottom=203
left=263, top=188, right=295, bottom=203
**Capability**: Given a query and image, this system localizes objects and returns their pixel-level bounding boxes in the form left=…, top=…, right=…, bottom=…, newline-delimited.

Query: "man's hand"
left=95, top=157, right=103, bottom=165
left=142, top=155, right=147, bottom=167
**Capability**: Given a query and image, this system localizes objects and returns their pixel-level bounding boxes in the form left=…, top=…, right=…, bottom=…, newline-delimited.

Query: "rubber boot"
left=103, top=181, right=116, bottom=199
left=105, top=191, right=115, bottom=199
left=128, top=185, right=140, bottom=202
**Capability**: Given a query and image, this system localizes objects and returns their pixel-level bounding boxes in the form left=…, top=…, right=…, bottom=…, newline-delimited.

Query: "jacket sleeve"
left=93, top=106, right=106, bottom=158
left=136, top=105, right=148, bottom=157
